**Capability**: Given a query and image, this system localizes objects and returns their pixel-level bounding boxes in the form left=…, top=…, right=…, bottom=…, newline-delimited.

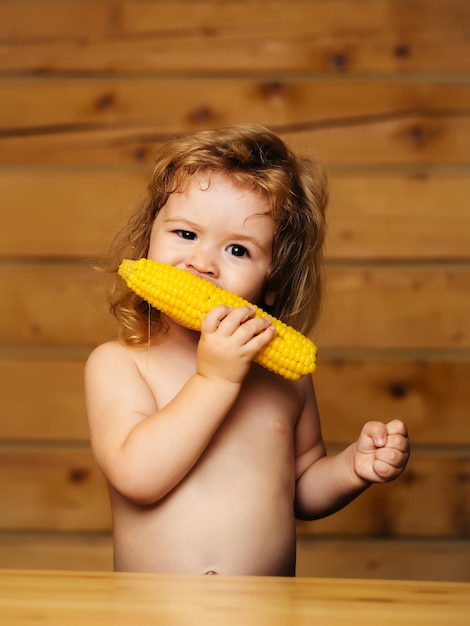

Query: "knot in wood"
left=329, top=51, right=349, bottom=71
left=191, top=106, right=213, bottom=124
left=394, top=44, right=411, bottom=58
left=389, top=381, right=408, bottom=399
left=95, top=92, right=115, bottom=111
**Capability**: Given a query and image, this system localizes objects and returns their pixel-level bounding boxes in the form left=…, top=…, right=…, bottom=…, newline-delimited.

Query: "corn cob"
left=118, top=258, right=317, bottom=380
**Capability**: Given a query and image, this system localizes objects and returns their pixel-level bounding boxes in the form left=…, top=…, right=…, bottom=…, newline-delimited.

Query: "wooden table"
left=0, top=569, right=468, bottom=625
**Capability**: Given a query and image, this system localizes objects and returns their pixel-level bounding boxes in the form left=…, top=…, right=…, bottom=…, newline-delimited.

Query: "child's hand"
left=197, top=305, right=276, bottom=384
left=353, top=419, right=410, bottom=484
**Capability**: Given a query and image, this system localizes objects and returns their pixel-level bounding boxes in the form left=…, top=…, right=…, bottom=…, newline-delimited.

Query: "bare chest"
left=137, top=344, right=302, bottom=472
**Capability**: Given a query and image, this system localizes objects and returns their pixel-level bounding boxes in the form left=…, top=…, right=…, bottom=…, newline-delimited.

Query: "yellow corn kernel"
left=118, top=258, right=317, bottom=380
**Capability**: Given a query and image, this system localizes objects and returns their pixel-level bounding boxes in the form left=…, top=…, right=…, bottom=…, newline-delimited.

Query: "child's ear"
left=263, top=291, right=276, bottom=307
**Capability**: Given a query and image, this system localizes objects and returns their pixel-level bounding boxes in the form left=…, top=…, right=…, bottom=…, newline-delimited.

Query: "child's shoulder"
left=87, top=339, right=129, bottom=357
left=85, top=340, right=138, bottom=373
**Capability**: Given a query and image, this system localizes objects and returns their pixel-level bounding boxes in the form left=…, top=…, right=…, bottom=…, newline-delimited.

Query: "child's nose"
left=186, top=248, right=219, bottom=277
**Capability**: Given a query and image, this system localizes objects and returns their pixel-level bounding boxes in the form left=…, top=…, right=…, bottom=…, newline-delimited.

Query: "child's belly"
left=113, top=497, right=297, bottom=576
left=111, top=453, right=297, bottom=576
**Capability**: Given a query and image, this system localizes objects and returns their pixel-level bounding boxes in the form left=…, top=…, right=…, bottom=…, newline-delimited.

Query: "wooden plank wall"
left=0, top=0, right=469, bottom=582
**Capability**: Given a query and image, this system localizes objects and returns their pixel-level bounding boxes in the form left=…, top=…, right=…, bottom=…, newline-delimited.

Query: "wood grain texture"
left=0, top=532, right=113, bottom=572
left=318, top=264, right=470, bottom=349
left=0, top=353, right=89, bottom=441
left=296, top=538, right=470, bottom=582
left=0, top=261, right=115, bottom=346
left=326, top=173, right=470, bottom=261
left=0, top=170, right=147, bottom=258
left=1, top=81, right=469, bottom=165
left=0, top=446, right=111, bottom=531
left=1, top=0, right=469, bottom=74
left=0, top=569, right=468, bottom=626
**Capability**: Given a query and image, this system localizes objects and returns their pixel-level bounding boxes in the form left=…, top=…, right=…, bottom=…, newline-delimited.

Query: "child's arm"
left=294, top=378, right=410, bottom=520
left=85, top=306, right=275, bottom=505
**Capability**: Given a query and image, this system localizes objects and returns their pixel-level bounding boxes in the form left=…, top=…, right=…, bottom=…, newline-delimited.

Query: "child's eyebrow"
left=230, top=233, right=267, bottom=252
left=163, top=217, right=199, bottom=228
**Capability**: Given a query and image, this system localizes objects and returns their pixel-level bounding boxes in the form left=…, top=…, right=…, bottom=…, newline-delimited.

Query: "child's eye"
left=227, top=244, right=249, bottom=258
left=175, top=230, right=196, bottom=240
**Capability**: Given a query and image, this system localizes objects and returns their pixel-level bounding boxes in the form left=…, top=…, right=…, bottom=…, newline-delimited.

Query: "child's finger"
left=243, top=322, right=276, bottom=353
left=200, top=305, right=234, bottom=333
left=361, top=421, right=389, bottom=448
left=375, top=446, right=407, bottom=469
left=384, top=433, right=410, bottom=453
left=206, top=306, right=257, bottom=335
left=386, top=419, right=409, bottom=438
left=372, top=459, right=403, bottom=482
left=234, top=315, right=274, bottom=343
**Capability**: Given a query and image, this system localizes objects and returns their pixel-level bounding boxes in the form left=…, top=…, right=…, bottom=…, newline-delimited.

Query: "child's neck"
left=160, top=315, right=200, bottom=350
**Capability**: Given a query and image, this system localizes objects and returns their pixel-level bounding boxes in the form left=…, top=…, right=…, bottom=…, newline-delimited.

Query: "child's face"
left=148, top=171, right=275, bottom=307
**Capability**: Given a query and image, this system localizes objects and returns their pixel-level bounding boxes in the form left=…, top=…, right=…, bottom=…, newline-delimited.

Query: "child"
left=85, top=123, right=409, bottom=576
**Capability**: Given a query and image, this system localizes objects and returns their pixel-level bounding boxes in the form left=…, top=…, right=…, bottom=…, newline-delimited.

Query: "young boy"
left=85, top=123, right=409, bottom=576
